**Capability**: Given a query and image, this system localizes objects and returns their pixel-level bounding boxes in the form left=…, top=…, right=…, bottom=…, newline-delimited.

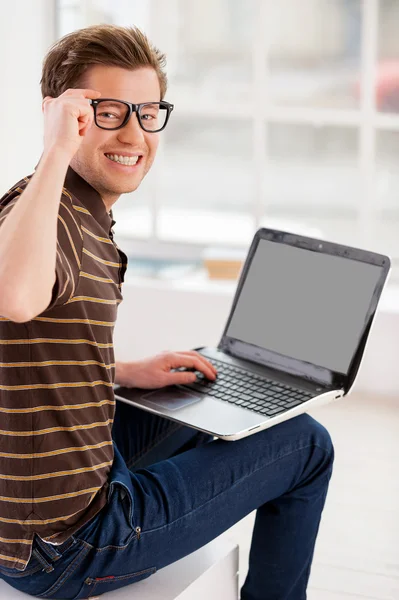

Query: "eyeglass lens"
left=95, top=101, right=167, bottom=131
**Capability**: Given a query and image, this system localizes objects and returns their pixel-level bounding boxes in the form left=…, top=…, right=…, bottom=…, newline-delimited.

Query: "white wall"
left=0, top=1, right=55, bottom=191
left=114, top=279, right=399, bottom=397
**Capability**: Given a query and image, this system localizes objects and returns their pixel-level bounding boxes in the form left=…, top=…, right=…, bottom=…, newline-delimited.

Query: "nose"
left=117, top=111, right=145, bottom=145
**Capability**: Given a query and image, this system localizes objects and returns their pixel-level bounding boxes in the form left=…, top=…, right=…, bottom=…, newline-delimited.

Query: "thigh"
left=77, top=414, right=333, bottom=590
left=1, top=415, right=332, bottom=599
left=111, top=399, right=211, bottom=470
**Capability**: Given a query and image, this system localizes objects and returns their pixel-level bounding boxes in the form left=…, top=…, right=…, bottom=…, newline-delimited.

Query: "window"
left=57, top=0, right=399, bottom=282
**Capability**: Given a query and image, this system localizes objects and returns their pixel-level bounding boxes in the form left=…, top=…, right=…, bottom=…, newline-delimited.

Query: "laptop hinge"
left=219, top=338, right=337, bottom=390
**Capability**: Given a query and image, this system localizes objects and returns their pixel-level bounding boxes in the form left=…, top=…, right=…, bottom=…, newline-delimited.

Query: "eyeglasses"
left=89, top=98, right=174, bottom=133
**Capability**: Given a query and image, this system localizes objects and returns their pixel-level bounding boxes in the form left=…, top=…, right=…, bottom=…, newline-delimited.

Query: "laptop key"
left=266, top=407, right=287, bottom=415
left=284, top=399, right=304, bottom=409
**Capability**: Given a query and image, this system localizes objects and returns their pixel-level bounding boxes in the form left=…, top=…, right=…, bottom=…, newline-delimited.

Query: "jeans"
left=0, top=400, right=334, bottom=600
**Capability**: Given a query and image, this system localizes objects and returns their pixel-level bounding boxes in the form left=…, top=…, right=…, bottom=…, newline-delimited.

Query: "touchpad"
left=142, top=388, right=202, bottom=411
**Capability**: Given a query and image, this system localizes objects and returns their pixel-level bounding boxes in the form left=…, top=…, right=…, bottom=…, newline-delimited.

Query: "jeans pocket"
left=0, top=540, right=90, bottom=599
left=75, top=481, right=136, bottom=550
left=76, top=566, right=156, bottom=598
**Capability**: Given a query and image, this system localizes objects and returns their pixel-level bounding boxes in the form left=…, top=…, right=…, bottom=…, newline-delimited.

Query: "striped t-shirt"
left=0, top=166, right=128, bottom=571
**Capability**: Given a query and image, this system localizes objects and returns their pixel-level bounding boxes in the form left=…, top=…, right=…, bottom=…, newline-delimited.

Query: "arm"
left=114, top=361, right=130, bottom=387
left=0, top=149, right=71, bottom=322
left=0, top=87, right=102, bottom=323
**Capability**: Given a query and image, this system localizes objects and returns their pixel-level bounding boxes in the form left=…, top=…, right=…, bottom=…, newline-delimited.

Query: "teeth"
left=105, top=154, right=139, bottom=166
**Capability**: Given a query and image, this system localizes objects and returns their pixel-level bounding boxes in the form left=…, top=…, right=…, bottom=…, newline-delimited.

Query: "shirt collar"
left=64, top=166, right=113, bottom=233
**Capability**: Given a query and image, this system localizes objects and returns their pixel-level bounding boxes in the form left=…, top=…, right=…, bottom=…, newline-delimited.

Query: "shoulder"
left=0, top=173, right=33, bottom=209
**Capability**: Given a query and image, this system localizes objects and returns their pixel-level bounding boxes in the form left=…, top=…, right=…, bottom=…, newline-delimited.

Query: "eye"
left=141, top=112, right=157, bottom=121
left=98, top=112, right=119, bottom=120
left=140, top=104, right=160, bottom=120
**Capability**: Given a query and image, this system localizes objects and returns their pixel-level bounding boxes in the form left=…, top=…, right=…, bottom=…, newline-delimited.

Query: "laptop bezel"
left=218, top=227, right=391, bottom=393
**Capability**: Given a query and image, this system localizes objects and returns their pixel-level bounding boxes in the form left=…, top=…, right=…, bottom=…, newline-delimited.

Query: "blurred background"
left=62, top=0, right=399, bottom=276
left=2, top=0, right=399, bottom=277
left=1, top=3, right=399, bottom=598
left=1, top=0, right=399, bottom=387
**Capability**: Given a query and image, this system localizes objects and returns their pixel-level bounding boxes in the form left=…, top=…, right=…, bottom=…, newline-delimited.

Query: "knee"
left=295, top=413, right=334, bottom=464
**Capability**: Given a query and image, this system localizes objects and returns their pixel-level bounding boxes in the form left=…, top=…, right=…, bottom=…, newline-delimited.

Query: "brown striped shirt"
left=0, top=166, right=128, bottom=571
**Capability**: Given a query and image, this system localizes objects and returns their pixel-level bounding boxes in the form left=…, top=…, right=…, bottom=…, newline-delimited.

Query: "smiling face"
left=70, top=64, right=161, bottom=211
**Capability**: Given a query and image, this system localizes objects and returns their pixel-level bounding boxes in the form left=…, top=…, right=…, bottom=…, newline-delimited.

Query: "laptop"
left=114, top=228, right=391, bottom=441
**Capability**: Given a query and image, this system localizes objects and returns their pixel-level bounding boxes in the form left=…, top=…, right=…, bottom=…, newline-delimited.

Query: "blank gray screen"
left=226, top=239, right=382, bottom=374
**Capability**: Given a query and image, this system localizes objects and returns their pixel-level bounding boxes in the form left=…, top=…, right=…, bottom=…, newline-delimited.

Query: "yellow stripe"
left=62, top=188, right=73, bottom=202
left=0, top=440, right=113, bottom=459
left=23, top=176, right=30, bottom=183
left=58, top=214, right=81, bottom=269
left=80, top=271, right=114, bottom=284
left=0, top=338, right=113, bottom=348
left=83, top=248, right=120, bottom=267
left=72, top=204, right=91, bottom=216
left=56, top=246, right=75, bottom=298
left=0, top=553, right=26, bottom=564
left=15, top=188, right=24, bottom=194
left=0, top=398, right=115, bottom=414
left=0, top=380, right=113, bottom=392
left=0, top=360, right=115, bottom=369
left=66, top=296, right=120, bottom=305
left=0, top=419, right=113, bottom=437
left=30, top=316, right=115, bottom=326
left=0, top=486, right=100, bottom=504
left=82, top=226, right=112, bottom=244
left=0, top=460, right=112, bottom=481
left=60, top=271, right=70, bottom=299
left=60, top=200, right=83, bottom=240
left=0, top=536, right=31, bottom=545
left=0, top=506, right=86, bottom=525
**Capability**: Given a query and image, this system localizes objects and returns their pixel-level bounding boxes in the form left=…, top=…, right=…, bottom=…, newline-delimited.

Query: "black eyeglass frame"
left=89, top=98, right=174, bottom=132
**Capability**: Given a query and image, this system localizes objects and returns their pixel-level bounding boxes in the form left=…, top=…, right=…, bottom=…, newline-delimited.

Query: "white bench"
left=0, top=537, right=239, bottom=599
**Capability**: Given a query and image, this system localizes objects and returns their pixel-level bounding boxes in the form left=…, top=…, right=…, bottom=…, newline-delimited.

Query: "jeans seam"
left=125, top=422, right=182, bottom=469
left=139, top=442, right=332, bottom=536
left=88, top=566, right=155, bottom=587
left=36, top=541, right=91, bottom=597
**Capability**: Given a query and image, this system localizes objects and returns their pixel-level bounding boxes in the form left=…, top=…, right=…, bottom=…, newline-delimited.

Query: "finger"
left=171, top=353, right=216, bottom=380
left=167, top=370, right=198, bottom=386
left=79, top=114, right=94, bottom=137
left=177, top=351, right=217, bottom=376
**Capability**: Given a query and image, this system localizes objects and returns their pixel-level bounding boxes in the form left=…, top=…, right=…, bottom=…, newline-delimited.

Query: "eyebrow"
left=99, top=99, right=161, bottom=106
left=140, top=103, right=160, bottom=109
left=98, top=100, right=126, bottom=108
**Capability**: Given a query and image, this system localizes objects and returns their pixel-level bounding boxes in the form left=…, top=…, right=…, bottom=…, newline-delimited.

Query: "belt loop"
left=32, top=548, right=54, bottom=573
left=34, top=535, right=61, bottom=561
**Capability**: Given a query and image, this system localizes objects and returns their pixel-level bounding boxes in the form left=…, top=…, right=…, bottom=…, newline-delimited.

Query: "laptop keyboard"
left=180, top=357, right=314, bottom=418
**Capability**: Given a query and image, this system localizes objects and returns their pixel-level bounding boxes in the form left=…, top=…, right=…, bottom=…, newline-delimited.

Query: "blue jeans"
left=0, top=400, right=334, bottom=600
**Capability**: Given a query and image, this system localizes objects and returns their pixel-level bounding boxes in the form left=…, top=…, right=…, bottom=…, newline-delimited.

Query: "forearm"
left=0, top=148, right=71, bottom=322
left=114, top=360, right=132, bottom=387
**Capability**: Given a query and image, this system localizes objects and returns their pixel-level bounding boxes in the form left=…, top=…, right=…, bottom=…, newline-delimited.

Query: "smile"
left=105, top=154, right=141, bottom=166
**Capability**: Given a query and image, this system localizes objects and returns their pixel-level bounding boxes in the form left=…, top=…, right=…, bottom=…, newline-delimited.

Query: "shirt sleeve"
left=45, top=191, right=83, bottom=311
left=0, top=182, right=83, bottom=313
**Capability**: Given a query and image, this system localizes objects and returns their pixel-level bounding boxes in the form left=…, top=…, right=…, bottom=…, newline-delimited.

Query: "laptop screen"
left=225, top=239, right=383, bottom=375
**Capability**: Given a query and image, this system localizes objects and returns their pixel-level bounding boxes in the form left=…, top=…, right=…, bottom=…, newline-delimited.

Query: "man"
left=0, top=24, right=334, bottom=600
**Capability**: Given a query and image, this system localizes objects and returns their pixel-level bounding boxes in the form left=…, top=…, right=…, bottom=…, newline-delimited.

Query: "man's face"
left=70, top=65, right=161, bottom=208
